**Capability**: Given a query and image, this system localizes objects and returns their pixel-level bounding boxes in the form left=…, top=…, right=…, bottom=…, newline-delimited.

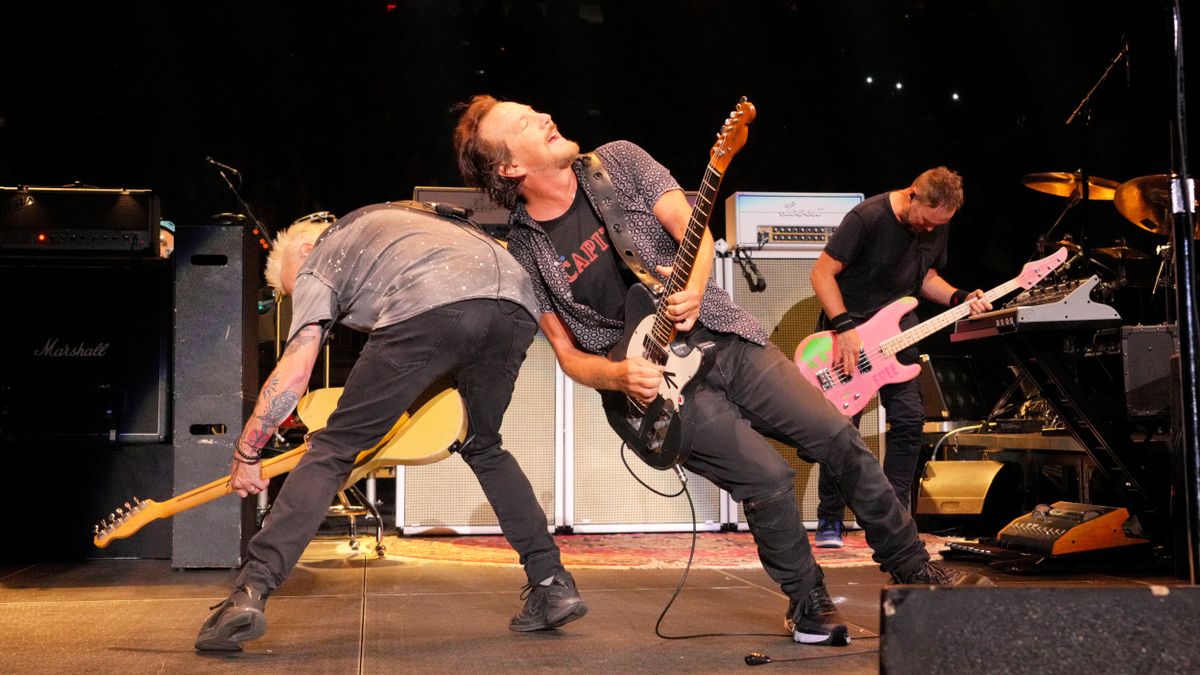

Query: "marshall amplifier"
left=0, top=258, right=171, bottom=443
left=0, top=186, right=160, bottom=256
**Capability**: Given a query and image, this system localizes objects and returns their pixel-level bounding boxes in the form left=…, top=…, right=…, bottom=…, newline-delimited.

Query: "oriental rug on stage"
left=308, top=531, right=950, bottom=570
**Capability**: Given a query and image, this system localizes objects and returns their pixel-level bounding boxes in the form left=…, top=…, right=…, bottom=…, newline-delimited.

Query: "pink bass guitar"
left=793, top=247, right=1068, bottom=416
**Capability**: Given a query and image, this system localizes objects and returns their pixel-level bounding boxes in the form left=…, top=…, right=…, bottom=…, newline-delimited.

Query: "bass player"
left=810, top=166, right=991, bottom=548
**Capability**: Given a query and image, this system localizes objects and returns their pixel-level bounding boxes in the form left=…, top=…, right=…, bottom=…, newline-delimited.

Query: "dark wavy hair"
left=913, top=166, right=964, bottom=211
left=453, top=95, right=521, bottom=210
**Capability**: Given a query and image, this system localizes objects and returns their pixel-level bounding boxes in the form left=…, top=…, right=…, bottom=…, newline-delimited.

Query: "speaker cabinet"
left=0, top=258, right=170, bottom=444
left=172, top=224, right=259, bottom=567
left=567, top=382, right=723, bottom=532
left=881, top=586, right=1200, bottom=673
left=721, top=255, right=884, bottom=525
left=398, top=336, right=559, bottom=533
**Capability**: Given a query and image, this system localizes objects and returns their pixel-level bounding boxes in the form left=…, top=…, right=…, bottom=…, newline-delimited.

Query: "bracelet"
left=829, top=312, right=856, bottom=333
left=234, top=442, right=262, bottom=465
left=950, top=289, right=970, bottom=306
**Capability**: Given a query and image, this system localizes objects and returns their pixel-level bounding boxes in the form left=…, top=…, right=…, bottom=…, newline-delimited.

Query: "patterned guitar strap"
left=580, top=152, right=664, bottom=296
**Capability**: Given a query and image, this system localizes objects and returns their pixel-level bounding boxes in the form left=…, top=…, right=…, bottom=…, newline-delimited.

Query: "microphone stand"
left=1062, top=38, right=1127, bottom=251
left=1165, top=0, right=1200, bottom=584
left=1065, top=39, right=1130, bottom=126
left=211, top=163, right=274, bottom=243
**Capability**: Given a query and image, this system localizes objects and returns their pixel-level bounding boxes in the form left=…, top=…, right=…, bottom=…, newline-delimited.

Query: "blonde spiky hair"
left=264, top=213, right=335, bottom=293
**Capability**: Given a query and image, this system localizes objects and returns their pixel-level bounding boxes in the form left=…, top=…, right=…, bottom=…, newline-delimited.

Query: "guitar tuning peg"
left=115, top=507, right=125, bottom=516
left=93, top=524, right=100, bottom=535
left=132, top=496, right=141, bottom=505
left=124, top=502, right=132, bottom=511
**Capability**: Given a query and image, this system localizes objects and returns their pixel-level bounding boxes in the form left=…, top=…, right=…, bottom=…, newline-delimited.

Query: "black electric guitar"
left=600, top=98, right=755, bottom=470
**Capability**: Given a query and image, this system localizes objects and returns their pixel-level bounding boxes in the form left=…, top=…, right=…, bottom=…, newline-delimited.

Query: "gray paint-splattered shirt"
left=506, top=140, right=768, bottom=355
left=287, top=202, right=538, bottom=341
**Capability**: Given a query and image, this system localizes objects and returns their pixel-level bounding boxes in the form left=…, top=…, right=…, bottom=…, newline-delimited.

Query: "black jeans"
left=817, top=350, right=925, bottom=519
left=235, top=299, right=562, bottom=593
left=680, top=328, right=929, bottom=602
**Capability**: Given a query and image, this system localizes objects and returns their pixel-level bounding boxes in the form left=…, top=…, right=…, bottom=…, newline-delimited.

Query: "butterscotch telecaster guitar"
left=93, top=387, right=467, bottom=548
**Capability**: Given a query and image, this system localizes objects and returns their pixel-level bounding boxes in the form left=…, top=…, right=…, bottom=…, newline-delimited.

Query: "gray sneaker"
left=509, top=570, right=588, bottom=632
left=785, top=583, right=850, bottom=646
left=194, top=584, right=269, bottom=651
left=892, top=560, right=994, bottom=586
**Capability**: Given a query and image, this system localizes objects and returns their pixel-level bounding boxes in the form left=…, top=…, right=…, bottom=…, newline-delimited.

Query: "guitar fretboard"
left=647, top=165, right=722, bottom=349
left=880, top=278, right=1023, bottom=356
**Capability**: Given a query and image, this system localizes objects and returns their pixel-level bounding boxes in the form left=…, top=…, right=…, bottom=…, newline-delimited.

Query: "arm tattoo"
left=283, top=324, right=323, bottom=357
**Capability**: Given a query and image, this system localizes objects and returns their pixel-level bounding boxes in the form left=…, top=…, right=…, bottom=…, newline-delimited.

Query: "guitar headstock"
left=1017, top=246, right=1070, bottom=289
left=709, top=97, right=756, bottom=173
left=93, top=497, right=162, bottom=549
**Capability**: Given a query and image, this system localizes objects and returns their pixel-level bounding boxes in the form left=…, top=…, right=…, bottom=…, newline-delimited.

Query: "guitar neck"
left=881, top=278, right=1023, bottom=355
left=157, top=446, right=308, bottom=518
left=649, top=164, right=722, bottom=347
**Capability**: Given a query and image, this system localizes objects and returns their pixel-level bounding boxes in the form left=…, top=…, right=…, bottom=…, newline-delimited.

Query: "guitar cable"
left=617, top=443, right=786, bottom=642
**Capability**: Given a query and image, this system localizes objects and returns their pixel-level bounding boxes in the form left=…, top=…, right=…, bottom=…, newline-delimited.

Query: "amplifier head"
left=0, top=186, right=160, bottom=256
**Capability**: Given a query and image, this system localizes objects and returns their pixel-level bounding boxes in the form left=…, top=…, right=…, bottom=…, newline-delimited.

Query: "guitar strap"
left=580, top=152, right=664, bottom=295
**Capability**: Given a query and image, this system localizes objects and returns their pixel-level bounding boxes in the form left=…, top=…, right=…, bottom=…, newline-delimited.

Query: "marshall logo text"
left=34, top=338, right=111, bottom=358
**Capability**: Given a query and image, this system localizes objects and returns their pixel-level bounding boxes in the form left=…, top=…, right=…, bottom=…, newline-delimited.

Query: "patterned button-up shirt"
left=506, top=140, right=768, bottom=355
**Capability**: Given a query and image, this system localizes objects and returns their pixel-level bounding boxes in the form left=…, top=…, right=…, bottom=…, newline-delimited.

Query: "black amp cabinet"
left=0, top=257, right=171, bottom=444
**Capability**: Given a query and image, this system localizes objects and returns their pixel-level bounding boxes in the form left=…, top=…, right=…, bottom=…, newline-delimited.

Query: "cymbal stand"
left=1035, top=191, right=1083, bottom=257
left=1152, top=243, right=1175, bottom=323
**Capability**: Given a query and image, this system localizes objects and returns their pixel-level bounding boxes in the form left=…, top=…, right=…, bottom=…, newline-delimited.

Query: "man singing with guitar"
left=455, top=97, right=990, bottom=649
left=810, top=167, right=991, bottom=548
left=194, top=202, right=586, bottom=651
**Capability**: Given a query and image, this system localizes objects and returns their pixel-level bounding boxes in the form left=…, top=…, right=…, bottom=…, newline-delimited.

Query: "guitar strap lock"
left=581, top=153, right=664, bottom=295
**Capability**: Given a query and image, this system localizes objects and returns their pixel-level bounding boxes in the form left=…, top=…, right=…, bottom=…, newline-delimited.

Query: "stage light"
left=895, top=82, right=903, bottom=90
left=866, top=76, right=874, bottom=84
left=952, top=92, right=960, bottom=101
left=37, top=233, right=46, bottom=242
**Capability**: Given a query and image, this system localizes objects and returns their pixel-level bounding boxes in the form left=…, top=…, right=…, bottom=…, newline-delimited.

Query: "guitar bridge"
left=816, top=369, right=836, bottom=391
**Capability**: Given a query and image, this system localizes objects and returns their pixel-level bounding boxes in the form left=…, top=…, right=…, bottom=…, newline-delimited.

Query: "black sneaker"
left=892, top=560, right=994, bottom=587
left=194, top=584, right=269, bottom=651
left=785, top=583, right=850, bottom=646
left=509, top=570, right=588, bottom=632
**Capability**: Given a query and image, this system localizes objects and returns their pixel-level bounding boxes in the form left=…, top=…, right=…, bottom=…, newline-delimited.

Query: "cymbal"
left=1095, top=245, right=1150, bottom=261
left=1051, top=239, right=1083, bottom=255
left=1022, top=172, right=1121, bottom=200
left=1112, top=174, right=1195, bottom=236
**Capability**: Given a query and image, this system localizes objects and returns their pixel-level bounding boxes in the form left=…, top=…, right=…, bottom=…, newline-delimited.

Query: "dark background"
left=3, top=0, right=1194, bottom=401
left=3, top=0, right=1192, bottom=268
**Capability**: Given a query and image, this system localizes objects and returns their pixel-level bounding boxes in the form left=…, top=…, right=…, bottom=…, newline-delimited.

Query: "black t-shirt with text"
left=542, top=185, right=636, bottom=323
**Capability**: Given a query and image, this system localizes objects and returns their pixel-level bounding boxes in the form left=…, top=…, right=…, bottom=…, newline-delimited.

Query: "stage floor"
left=0, top=530, right=1181, bottom=674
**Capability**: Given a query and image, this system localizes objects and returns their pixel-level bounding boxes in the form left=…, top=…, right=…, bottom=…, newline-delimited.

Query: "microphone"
left=734, top=248, right=767, bottom=293
left=205, top=156, right=241, bottom=177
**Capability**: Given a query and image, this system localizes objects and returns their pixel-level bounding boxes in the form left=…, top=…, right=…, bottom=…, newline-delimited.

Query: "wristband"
left=950, top=289, right=970, bottom=306
left=829, top=312, right=856, bottom=333
left=235, top=442, right=262, bottom=465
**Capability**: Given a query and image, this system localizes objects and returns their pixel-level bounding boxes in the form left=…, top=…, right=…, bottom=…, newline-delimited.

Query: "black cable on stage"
left=619, top=444, right=885, bottom=666
left=618, top=442, right=785, bottom=641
